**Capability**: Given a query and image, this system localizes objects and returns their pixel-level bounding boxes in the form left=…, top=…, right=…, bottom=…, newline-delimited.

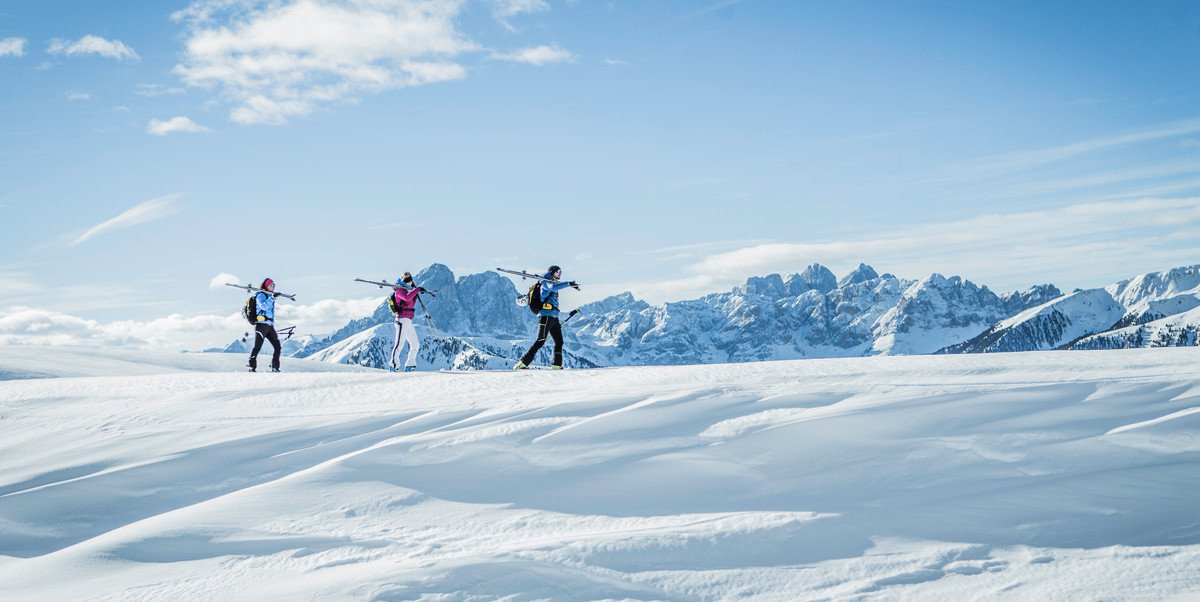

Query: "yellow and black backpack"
left=527, top=282, right=545, bottom=315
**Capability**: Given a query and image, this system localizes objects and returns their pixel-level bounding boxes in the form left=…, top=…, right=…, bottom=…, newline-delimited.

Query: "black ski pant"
left=521, top=316, right=563, bottom=367
left=250, top=323, right=281, bottom=370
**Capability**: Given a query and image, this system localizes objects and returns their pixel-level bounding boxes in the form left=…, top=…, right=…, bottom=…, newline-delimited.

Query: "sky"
left=2, top=0, right=1200, bottom=349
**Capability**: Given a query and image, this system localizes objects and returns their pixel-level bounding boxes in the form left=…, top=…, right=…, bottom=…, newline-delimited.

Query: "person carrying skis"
left=515, top=265, right=578, bottom=370
left=388, top=272, right=429, bottom=372
left=249, top=278, right=283, bottom=373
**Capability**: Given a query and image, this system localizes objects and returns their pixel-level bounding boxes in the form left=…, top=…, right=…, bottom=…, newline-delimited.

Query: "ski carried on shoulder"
left=356, top=278, right=439, bottom=329
left=495, top=268, right=582, bottom=290
left=353, top=278, right=438, bottom=296
left=225, top=283, right=297, bottom=301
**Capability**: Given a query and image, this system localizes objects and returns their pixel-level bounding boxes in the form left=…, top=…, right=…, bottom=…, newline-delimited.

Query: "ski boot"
left=404, top=366, right=416, bottom=372
left=513, top=362, right=528, bottom=370
left=549, top=365, right=563, bottom=370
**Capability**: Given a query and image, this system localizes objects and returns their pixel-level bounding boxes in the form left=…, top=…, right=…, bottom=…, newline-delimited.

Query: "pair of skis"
left=496, top=268, right=581, bottom=291
left=225, top=282, right=297, bottom=301
left=354, top=278, right=438, bottom=330
left=496, top=268, right=583, bottom=324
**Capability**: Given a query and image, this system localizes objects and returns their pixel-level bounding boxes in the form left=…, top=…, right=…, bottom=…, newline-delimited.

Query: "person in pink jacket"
left=388, top=272, right=428, bottom=372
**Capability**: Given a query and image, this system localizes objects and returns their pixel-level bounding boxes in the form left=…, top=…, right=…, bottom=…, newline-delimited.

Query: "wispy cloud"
left=47, top=35, right=139, bottom=61
left=66, top=91, right=92, bottom=102
left=622, top=197, right=1200, bottom=303
left=0, top=37, right=26, bottom=58
left=147, top=116, right=212, bottom=136
left=490, top=45, right=573, bottom=66
left=604, top=58, right=630, bottom=67
left=924, top=117, right=1200, bottom=186
left=137, top=83, right=187, bottom=97
left=684, top=0, right=748, bottom=19
left=72, top=194, right=184, bottom=246
left=172, top=0, right=477, bottom=125
left=490, top=0, right=550, bottom=31
left=0, top=269, right=40, bottom=296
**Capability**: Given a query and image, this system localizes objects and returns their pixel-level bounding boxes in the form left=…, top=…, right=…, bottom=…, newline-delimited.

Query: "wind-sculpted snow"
left=2, top=347, right=1199, bottom=599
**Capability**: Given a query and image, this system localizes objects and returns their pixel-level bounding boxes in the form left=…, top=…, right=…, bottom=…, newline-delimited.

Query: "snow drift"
left=1, top=347, right=1199, bottom=599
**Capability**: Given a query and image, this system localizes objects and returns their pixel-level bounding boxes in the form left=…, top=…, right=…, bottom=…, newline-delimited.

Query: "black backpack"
left=527, top=282, right=543, bottom=315
left=242, top=295, right=258, bottom=325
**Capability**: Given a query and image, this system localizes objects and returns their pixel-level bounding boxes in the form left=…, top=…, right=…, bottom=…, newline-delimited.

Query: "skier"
left=249, top=278, right=283, bottom=373
left=388, top=272, right=429, bottom=372
left=515, top=265, right=578, bottom=370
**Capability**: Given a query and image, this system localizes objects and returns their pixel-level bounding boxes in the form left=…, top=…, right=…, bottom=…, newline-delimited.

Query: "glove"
left=417, top=287, right=428, bottom=293
left=568, top=281, right=578, bottom=287
left=272, top=292, right=281, bottom=298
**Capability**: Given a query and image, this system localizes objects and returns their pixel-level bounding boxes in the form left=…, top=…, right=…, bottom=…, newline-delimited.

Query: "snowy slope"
left=1071, top=305, right=1200, bottom=349
left=0, top=345, right=370, bottom=380
left=1106, top=264, right=1200, bottom=308
left=943, top=289, right=1127, bottom=353
left=2, top=347, right=1200, bottom=599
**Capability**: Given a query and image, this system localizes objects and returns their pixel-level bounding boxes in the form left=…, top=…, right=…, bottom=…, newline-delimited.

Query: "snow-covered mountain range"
left=228, top=263, right=1200, bottom=369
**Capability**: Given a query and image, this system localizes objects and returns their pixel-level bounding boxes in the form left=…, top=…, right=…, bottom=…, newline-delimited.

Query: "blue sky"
left=2, top=0, right=1200, bottom=348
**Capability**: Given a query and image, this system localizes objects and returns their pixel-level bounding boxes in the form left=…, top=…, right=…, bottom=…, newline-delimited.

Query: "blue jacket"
left=538, top=279, right=573, bottom=318
left=255, top=291, right=276, bottom=325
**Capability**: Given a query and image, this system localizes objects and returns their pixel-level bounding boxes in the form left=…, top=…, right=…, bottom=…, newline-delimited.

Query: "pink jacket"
left=391, top=287, right=421, bottom=319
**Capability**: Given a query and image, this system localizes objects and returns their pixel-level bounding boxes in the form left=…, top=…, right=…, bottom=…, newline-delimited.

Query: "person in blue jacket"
left=515, top=265, right=578, bottom=370
left=249, top=278, right=282, bottom=373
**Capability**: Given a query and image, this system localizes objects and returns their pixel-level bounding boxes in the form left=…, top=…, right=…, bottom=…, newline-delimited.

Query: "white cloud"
left=47, top=35, right=139, bottom=61
left=66, top=91, right=92, bottom=101
left=210, top=273, right=242, bottom=289
left=0, top=294, right=383, bottom=350
left=147, top=116, right=213, bottom=136
left=277, top=297, right=382, bottom=332
left=173, top=0, right=478, bottom=125
left=604, top=58, right=629, bottom=67
left=0, top=37, right=26, bottom=58
left=72, top=194, right=184, bottom=246
left=490, top=44, right=573, bottom=66
left=623, top=197, right=1200, bottom=303
left=0, top=306, right=245, bottom=349
left=113, top=105, right=131, bottom=112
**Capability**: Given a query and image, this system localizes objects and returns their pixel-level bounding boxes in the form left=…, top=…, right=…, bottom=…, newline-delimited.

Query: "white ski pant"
left=391, top=317, right=420, bottom=368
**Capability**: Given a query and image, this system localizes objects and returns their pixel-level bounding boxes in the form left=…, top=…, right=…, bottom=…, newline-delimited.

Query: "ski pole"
left=416, top=295, right=437, bottom=330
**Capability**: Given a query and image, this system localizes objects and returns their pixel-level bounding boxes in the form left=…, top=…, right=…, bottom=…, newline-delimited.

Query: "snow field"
left=1, top=347, right=1199, bottom=599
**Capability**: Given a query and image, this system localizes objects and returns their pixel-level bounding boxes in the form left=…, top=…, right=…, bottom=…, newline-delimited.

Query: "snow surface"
left=2, top=347, right=1200, bottom=600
